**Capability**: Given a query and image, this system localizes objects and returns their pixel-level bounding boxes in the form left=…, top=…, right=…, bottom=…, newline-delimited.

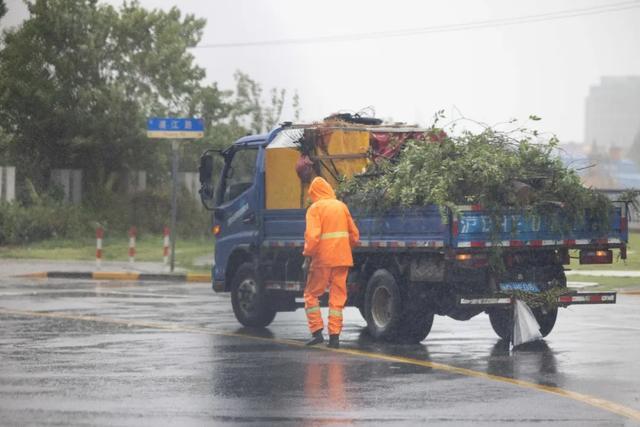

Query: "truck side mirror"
left=199, top=153, right=216, bottom=210
left=199, top=154, right=213, bottom=185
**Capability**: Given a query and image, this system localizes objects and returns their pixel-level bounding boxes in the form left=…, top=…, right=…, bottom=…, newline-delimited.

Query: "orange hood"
left=308, top=177, right=336, bottom=202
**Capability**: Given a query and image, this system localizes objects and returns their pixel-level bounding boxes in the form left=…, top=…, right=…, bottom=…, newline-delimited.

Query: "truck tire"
left=489, top=267, right=565, bottom=340
left=231, top=263, right=277, bottom=328
left=532, top=307, right=557, bottom=337
left=399, top=310, right=434, bottom=343
left=357, top=304, right=366, bottom=321
left=364, top=269, right=403, bottom=341
left=488, top=308, right=512, bottom=341
left=489, top=306, right=558, bottom=340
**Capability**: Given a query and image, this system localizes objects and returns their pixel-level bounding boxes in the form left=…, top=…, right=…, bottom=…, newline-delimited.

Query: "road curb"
left=18, top=271, right=211, bottom=283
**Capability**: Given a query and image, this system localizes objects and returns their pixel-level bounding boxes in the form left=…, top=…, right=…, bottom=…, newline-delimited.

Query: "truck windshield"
left=221, top=148, right=258, bottom=203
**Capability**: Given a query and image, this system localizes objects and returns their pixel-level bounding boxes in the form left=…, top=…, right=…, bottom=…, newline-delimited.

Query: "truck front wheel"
left=231, top=263, right=277, bottom=328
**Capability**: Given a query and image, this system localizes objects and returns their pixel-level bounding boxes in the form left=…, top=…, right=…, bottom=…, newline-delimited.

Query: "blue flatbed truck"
left=198, top=122, right=627, bottom=343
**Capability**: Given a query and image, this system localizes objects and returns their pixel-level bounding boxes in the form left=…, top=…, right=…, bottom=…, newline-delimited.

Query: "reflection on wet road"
left=0, top=277, right=639, bottom=425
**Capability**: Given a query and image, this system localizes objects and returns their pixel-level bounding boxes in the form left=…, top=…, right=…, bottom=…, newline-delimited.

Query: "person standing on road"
left=302, top=177, right=359, bottom=349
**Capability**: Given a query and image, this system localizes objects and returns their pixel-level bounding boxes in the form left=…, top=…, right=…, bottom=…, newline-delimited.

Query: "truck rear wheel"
left=364, top=269, right=403, bottom=341
left=532, top=307, right=557, bottom=337
left=489, top=306, right=558, bottom=340
left=357, top=304, right=366, bottom=320
left=489, top=268, right=565, bottom=340
left=364, top=269, right=434, bottom=343
left=399, top=310, right=434, bottom=343
left=231, top=263, right=277, bottom=328
left=488, top=308, right=512, bottom=341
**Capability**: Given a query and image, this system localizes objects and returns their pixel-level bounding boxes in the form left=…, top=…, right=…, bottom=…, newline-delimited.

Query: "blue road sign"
left=147, top=118, right=204, bottom=139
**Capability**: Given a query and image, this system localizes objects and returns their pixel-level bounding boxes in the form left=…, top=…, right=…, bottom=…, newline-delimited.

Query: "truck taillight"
left=579, top=249, right=612, bottom=264
left=212, top=224, right=221, bottom=236
left=454, top=252, right=488, bottom=268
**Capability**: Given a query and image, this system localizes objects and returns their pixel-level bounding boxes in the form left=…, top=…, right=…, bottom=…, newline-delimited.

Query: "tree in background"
left=181, top=72, right=301, bottom=178
left=231, top=71, right=299, bottom=134
left=0, top=0, right=207, bottom=192
left=0, top=0, right=6, bottom=20
left=0, top=0, right=301, bottom=241
left=0, top=0, right=300, bottom=193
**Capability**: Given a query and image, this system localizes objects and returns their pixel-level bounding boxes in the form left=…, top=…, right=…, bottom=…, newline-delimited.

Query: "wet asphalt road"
left=1, top=277, right=639, bottom=426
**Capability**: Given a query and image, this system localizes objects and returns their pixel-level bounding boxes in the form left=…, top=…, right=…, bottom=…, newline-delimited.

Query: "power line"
left=192, top=1, right=640, bottom=49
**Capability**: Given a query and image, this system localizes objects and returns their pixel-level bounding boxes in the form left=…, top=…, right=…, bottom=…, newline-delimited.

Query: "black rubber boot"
left=305, top=330, right=324, bottom=346
left=327, top=334, right=340, bottom=349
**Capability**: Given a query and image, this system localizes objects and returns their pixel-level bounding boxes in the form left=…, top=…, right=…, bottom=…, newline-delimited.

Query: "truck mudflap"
left=457, top=291, right=617, bottom=308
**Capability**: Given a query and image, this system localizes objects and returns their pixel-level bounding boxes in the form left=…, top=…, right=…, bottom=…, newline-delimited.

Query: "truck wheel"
left=357, top=304, right=366, bottom=320
left=488, top=308, right=512, bottom=341
left=490, top=306, right=557, bottom=340
left=231, top=263, right=277, bottom=328
left=364, top=269, right=403, bottom=341
left=532, top=307, right=557, bottom=337
left=399, top=310, right=434, bottom=343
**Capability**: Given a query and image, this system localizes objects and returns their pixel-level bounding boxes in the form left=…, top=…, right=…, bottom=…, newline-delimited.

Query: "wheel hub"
left=237, top=278, right=258, bottom=314
left=371, top=286, right=392, bottom=328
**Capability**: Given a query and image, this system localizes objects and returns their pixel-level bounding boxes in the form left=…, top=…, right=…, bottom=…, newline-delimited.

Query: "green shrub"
left=128, top=188, right=210, bottom=237
left=0, top=201, right=91, bottom=245
left=0, top=185, right=210, bottom=245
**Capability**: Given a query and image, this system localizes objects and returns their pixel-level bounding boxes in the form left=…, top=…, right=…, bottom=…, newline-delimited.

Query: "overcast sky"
left=3, top=0, right=640, bottom=143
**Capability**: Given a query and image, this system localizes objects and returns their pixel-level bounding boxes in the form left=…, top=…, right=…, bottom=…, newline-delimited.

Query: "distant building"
left=560, top=142, right=640, bottom=230
left=584, top=76, right=640, bottom=149
left=560, top=142, right=640, bottom=189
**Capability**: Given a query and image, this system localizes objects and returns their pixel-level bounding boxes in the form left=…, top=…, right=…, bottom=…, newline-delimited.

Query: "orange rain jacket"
left=303, top=177, right=359, bottom=267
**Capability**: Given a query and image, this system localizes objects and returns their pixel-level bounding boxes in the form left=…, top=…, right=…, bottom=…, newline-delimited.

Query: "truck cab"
left=204, top=135, right=268, bottom=293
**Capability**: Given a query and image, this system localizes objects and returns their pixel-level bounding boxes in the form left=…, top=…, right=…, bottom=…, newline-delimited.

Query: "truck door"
left=213, top=146, right=260, bottom=282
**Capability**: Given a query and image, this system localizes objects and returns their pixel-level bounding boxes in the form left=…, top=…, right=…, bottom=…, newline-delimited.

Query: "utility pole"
left=170, top=140, right=179, bottom=272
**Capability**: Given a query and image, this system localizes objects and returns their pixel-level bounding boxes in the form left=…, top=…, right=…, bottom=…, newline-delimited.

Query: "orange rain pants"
left=304, top=266, right=349, bottom=335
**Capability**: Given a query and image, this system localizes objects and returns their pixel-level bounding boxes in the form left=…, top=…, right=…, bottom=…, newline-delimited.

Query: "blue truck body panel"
left=260, top=206, right=626, bottom=248
left=453, top=206, right=626, bottom=248
left=262, top=206, right=449, bottom=247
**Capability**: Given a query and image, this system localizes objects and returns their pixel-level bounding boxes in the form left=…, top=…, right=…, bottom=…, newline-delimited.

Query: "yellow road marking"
left=186, top=273, right=211, bottom=283
left=1, top=307, right=639, bottom=422
left=621, top=290, right=640, bottom=295
left=18, top=272, right=49, bottom=278
left=93, top=272, right=141, bottom=281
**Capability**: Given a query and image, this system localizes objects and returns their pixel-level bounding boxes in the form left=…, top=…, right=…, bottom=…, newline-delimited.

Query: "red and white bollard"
left=163, top=226, right=170, bottom=265
left=128, top=226, right=137, bottom=263
left=96, top=227, right=104, bottom=267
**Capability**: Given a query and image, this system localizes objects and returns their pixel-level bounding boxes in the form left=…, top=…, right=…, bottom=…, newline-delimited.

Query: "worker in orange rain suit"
left=302, top=177, right=359, bottom=349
